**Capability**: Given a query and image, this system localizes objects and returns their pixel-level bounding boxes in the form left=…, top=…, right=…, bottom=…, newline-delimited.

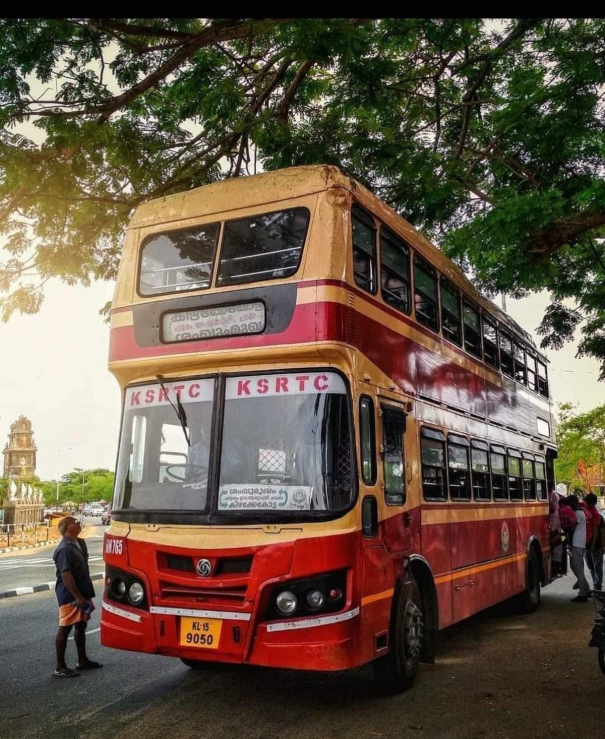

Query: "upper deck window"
left=138, top=208, right=309, bottom=296
left=537, top=360, right=549, bottom=398
left=380, top=227, right=410, bottom=313
left=414, top=256, right=439, bottom=332
left=500, top=329, right=514, bottom=378
left=440, top=278, right=462, bottom=346
left=217, top=207, right=309, bottom=287
left=463, top=301, right=482, bottom=359
left=482, top=316, right=499, bottom=368
left=139, top=223, right=220, bottom=296
left=352, top=205, right=377, bottom=294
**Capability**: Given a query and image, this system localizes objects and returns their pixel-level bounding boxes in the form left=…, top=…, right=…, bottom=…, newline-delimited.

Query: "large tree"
left=555, top=403, right=605, bottom=491
left=2, top=18, right=605, bottom=373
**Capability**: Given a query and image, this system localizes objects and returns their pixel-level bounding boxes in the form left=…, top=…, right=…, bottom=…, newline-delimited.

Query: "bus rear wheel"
left=513, top=548, right=541, bottom=614
left=373, top=576, right=423, bottom=693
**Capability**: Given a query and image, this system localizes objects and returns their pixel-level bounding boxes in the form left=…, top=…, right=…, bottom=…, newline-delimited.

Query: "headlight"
left=306, top=589, right=325, bottom=610
left=112, top=579, right=126, bottom=597
left=128, top=582, right=145, bottom=605
left=275, top=590, right=298, bottom=615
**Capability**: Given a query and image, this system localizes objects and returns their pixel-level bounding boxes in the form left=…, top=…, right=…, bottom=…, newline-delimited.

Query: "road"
left=1, top=541, right=605, bottom=739
left=0, top=525, right=105, bottom=592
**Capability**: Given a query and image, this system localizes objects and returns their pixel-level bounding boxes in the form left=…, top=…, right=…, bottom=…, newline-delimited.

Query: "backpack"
left=558, top=504, right=577, bottom=532
left=591, top=515, right=605, bottom=552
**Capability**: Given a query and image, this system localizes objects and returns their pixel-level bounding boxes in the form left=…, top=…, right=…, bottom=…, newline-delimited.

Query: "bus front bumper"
left=100, top=599, right=361, bottom=671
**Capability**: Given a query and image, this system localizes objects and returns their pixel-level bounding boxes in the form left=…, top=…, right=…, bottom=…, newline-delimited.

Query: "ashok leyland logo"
left=196, top=558, right=212, bottom=577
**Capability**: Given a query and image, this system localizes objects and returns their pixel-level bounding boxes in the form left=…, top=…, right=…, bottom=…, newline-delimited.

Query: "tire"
left=373, top=576, right=423, bottom=693
left=525, top=548, right=541, bottom=613
left=511, top=548, right=541, bottom=614
left=598, top=650, right=605, bottom=676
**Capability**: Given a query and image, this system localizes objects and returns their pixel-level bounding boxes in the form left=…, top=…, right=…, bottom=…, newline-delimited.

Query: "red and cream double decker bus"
left=101, top=165, right=556, bottom=691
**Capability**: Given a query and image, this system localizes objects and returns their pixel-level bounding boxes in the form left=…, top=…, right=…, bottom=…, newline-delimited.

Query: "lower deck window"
left=491, top=450, right=508, bottom=500
left=508, top=454, right=523, bottom=501
left=448, top=439, right=470, bottom=501
left=471, top=447, right=490, bottom=500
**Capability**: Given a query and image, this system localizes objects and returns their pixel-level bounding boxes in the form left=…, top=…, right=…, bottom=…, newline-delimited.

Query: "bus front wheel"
left=373, top=576, right=423, bottom=693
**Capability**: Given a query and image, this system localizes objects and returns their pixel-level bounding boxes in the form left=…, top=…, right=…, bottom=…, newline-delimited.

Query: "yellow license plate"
left=180, top=617, right=222, bottom=649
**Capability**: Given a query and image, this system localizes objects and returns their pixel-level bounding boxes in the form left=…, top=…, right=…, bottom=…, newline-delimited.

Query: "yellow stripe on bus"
left=433, top=552, right=527, bottom=585
left=361, top=589, right=395, bottom=607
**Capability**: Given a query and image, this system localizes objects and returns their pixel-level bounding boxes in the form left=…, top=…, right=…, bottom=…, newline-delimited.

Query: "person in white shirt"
left=567, top=495, right=591, bottom=602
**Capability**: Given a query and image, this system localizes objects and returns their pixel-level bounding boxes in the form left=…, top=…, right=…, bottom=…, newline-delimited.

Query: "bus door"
left=360, top=397, right=410, bottom=657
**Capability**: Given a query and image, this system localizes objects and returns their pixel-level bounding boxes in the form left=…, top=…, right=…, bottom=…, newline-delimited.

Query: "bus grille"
left=165, top=554, right=253, bottom=575
left=158, top=582, right=247, bottom=605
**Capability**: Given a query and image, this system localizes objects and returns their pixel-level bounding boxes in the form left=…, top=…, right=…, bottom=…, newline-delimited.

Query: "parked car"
left=83, top=503, right=104, bottom=517
left=101, top=507, right=112, bottom=525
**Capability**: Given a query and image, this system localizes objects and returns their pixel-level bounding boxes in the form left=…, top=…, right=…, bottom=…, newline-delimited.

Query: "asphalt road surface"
left=0, top=530, right=105, bottom=592
left=1, top=550, right=605, bottom=739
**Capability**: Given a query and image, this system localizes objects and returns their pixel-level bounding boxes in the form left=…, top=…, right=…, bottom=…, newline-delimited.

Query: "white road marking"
left=68, top=627, right=100, bottom=640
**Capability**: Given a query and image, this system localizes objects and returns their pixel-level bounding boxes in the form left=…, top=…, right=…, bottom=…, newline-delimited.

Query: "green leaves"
left=0, top=18, right=605, bottom=375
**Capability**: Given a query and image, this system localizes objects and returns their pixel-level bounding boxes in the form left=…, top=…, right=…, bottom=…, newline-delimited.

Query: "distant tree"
left=555, top=403, right=605, bottom=491
left=39, top=468, right=114, bottom=506
left=2, top=19, right=605, bottom=374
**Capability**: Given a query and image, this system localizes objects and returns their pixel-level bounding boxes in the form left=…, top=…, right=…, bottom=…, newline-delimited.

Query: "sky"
left=1, top=279, right=604, bottom=482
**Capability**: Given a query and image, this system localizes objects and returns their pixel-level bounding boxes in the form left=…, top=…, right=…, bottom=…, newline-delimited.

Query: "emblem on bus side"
left=196, top=558, right=212, bottom=577
left=501, top=522, right=510, bottom=552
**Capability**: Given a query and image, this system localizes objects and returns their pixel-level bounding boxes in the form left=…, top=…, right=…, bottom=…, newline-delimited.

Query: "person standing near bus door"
left=566, top=495, right=591, bottom=602
left=549, top=488, right=564, bottom=577
left=558, top=495, right=577, bottom=576
left=584, top=492, right=604, bottom=592
left=52, top=516, right=103, bottom=677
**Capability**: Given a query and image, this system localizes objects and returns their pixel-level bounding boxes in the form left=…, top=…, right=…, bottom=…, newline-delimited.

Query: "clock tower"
left=2, top=415, right=38, bottom=479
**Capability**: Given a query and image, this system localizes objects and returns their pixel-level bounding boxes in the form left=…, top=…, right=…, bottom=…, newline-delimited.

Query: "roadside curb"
left=0, top=571, right=104, bottom=600
left=0, top=540, right=59, bottom=555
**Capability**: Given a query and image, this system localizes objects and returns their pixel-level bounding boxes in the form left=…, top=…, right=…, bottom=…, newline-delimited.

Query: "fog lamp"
left=275, top=590, right=298, bottom=615
left=128, top=582, right=145, bottom=605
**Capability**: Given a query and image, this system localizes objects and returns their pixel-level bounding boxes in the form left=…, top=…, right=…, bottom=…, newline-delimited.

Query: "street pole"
left=56, top=481, right=59, bottom=510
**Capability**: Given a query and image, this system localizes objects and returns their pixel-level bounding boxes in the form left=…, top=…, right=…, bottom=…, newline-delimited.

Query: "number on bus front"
left=186, top=633, right=214, bottom=645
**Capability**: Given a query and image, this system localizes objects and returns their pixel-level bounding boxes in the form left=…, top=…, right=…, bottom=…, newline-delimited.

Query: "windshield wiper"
left=156, top=375, right=190, bottom=447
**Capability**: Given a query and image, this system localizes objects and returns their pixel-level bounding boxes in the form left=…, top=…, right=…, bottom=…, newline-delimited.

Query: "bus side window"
left=463, top=300, right=482, bottom=359
left=482, top=316, right=499, bottom=369
left=535, top=456, right=547, bottom=500
left=447, top=434, right=471, bottom=501
left=470, top=439, right=490, bottom=500
left=522, top=455, right=536, bottom=501
left=352, top=205, right=377, bottom=294
left=499, top=329, right=514, bottom=377
left=507, top=449, right=523, bottom=501
left=359, top=396, right=376, bottom=485
left=537, top=360, right=549, bottom=397
left=514, top=341, right=527, bottom=385
left=526, top=353, right=537, bottom=391
left=440, top=278, right=462, bottom=346
left=382, top=406, right=406, bottom=506
left=414, top=256, right=439, bottom=332
left=380, top=227, right=411, bottom=314
left=490, top=445, right=508, bottom=500
left=421, top=427, right=447, bottom=501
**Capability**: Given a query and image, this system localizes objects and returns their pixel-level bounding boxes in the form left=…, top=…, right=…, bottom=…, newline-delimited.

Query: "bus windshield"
left=113, top=371, right=355, bottom=517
